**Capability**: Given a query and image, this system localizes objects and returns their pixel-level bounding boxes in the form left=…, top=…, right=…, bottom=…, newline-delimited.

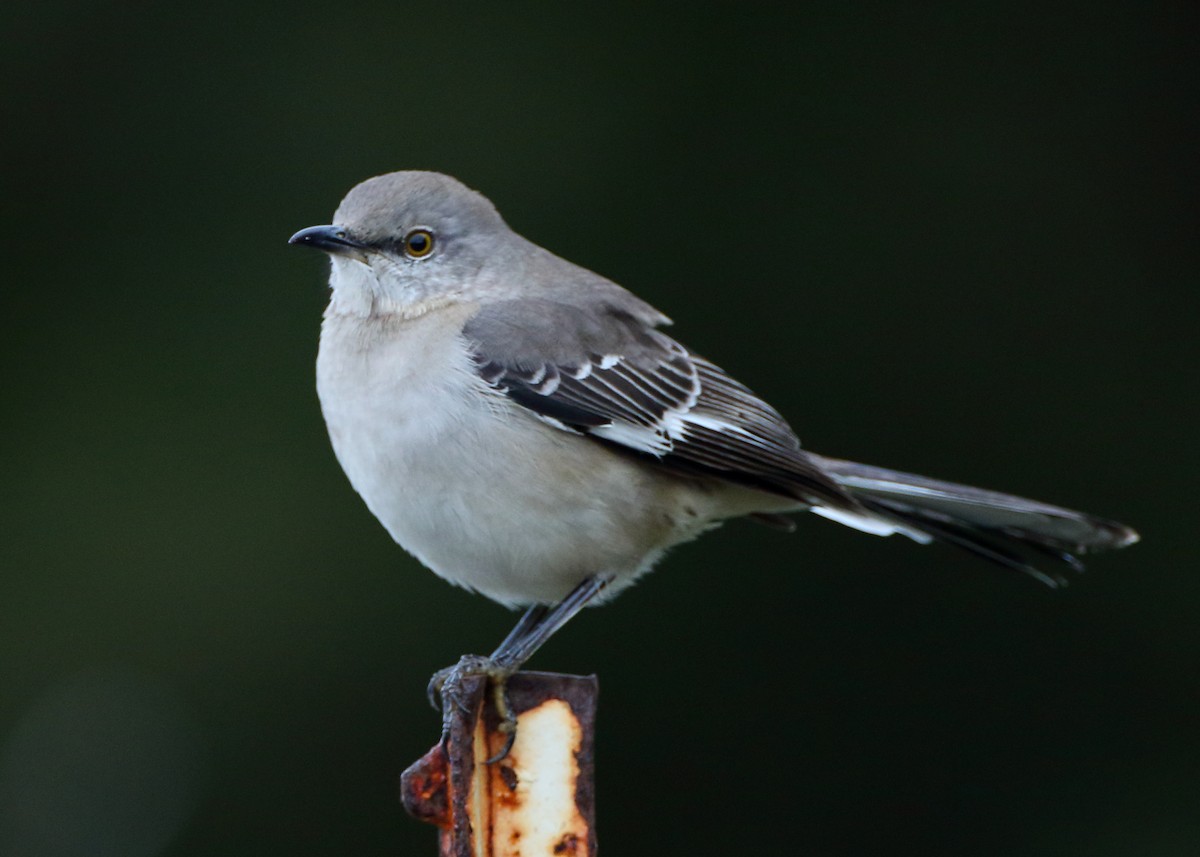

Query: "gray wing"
left=462, top=298, right=856, bottom=509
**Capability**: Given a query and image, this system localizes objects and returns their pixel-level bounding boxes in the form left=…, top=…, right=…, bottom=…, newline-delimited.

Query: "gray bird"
left=290, top=171, right=1138, bottom=753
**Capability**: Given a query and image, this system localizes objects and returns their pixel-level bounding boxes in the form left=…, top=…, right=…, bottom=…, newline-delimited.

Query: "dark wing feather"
left=462, top=298, right=855, bottom=509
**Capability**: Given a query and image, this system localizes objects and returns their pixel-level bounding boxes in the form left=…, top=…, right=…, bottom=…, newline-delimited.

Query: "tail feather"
left=813, top=455, right=1139, bottom=587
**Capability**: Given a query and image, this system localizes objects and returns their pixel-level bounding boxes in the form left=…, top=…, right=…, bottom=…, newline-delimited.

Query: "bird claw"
left=427, top=654, right=519, bottom=763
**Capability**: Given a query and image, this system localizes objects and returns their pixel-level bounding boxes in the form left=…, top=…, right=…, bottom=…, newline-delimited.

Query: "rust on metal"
left=400, top=671, right=599, bottom=856
left=399, top=742, right=451, bottom=826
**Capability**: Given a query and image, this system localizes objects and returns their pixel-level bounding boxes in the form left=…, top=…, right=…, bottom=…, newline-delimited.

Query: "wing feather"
left=462, top=298, right=855, bottom=508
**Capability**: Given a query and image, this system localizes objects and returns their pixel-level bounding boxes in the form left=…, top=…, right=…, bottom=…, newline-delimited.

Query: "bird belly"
left=317, top=310, right=718, bottom=606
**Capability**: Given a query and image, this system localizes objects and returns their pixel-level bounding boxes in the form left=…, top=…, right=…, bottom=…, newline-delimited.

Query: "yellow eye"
left=403, top=228, right=435, bottom=259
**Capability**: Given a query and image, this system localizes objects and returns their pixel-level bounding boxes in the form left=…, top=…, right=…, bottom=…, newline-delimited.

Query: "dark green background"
left=3, top=3, right=1196, bottom=855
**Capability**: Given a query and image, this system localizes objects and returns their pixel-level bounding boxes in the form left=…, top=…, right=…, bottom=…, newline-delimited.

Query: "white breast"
left=316, top=306, right=722, bottom=607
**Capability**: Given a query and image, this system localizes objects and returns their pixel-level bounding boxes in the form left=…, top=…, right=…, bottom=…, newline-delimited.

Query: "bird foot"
left=427, top=654, right=519, bottom=763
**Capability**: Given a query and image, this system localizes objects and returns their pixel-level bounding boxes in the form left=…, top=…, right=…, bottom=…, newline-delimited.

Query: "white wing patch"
left=533, top=413, right=582, bottom=434
left=592, top=404, right=760, bottom=458
left=591, top=422, right=672, bottom=454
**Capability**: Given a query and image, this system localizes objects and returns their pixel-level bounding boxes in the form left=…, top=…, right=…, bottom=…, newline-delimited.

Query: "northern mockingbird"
left=290, top=171, right=1138, bottom=754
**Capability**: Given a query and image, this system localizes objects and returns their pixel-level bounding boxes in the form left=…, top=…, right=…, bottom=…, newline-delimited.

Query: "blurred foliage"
left=1, top=2, right=1197, bottom=855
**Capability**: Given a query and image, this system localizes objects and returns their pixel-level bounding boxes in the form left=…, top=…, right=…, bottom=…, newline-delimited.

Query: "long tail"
left=811, top=455, right=1140, bottom=588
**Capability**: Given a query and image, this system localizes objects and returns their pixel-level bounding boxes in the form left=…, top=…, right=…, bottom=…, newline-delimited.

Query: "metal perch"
left=402, top=672, right=599, bottom=856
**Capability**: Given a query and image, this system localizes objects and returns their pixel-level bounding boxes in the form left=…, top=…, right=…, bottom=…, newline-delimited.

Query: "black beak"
left=288, top=225, right=369, bottom=257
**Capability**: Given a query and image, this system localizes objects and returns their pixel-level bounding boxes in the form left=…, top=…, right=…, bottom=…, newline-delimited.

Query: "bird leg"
left=427, top=574, right=612, bottom=762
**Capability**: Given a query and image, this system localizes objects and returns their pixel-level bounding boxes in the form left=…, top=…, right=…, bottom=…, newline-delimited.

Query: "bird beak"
left=288, top=225, right=370, bottom=261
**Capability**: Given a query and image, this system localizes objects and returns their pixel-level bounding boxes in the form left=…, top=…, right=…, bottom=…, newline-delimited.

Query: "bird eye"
left=403, top=228, right=435, bottom=259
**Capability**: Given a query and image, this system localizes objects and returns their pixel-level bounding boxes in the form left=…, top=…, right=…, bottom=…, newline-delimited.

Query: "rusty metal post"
left=401, top=672, right=598, bottom=856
